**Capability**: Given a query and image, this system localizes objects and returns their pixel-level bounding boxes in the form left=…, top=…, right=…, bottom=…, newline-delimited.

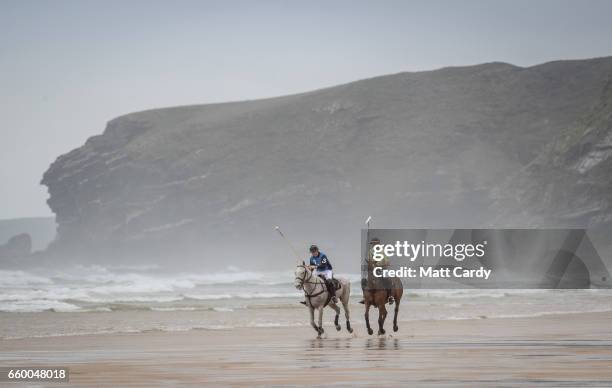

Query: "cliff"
left=41, top=57, right=612, bottom=265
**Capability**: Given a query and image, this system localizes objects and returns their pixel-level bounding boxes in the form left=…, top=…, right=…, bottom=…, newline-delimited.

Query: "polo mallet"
left=364, top=216, right=372, bottom=280
left=365, top=216, right=372, bottom=248
left=274, top=226, right=302, bottom=262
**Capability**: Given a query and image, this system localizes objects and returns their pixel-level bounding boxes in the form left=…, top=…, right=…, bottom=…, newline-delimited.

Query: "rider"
left=306, top=244, right=338, bottom=304
left=359, top=237, right=394, bottom=305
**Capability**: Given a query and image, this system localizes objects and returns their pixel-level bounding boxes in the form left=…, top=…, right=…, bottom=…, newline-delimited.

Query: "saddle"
left=318, top=275, right=341, bottom=291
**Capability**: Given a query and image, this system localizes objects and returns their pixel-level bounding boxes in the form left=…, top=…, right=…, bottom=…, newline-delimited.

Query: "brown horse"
left=362, top=263, right=403, bottom=335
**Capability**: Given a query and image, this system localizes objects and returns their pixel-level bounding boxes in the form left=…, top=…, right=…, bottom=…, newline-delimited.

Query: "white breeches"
left=314, top=269, right=333, bottom=280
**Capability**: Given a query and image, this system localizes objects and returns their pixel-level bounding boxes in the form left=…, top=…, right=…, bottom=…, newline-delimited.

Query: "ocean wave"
left=405, top=289, right=559, bottom=299
left=0, top=265, right=310, bottom=312
left=183, top=292, right=301, bottom=300
left=2, top=266, right=611, bottom=314
left=0, top=299, right=81, bottom=313
left=0, top=270, right=53, bottom=287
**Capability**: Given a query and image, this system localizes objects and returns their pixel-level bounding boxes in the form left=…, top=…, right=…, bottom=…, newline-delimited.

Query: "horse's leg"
left=365, top=302, right=373, bottom=335
left=378, top=303, right=387, bottom=335
left=309, top=305, right=318, bottom=335
left=342, top=298, right=353, bottom=333
left=330, top=302, right=341, bottom=331
left=393, top=297, right=400, bottom=332
left=392, top=287, right=403, bottom=332
left=317, top=307, right=325, bottom=336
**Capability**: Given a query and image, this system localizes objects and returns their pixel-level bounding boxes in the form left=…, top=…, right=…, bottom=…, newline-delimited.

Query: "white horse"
left=294, top=262, right=353, bottom=338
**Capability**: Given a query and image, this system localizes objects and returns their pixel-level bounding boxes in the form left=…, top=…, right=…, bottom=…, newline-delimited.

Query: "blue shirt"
left=309, top=252, right=332, bottom=271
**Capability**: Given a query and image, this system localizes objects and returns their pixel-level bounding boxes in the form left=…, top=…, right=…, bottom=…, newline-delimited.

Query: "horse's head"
left=294, top=261, right=309, bottom=290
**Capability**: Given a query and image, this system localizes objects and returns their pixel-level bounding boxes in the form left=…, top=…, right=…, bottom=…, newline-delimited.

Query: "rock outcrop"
left=41, top=57, right=612, bottom=265
left=0, top=233, right=32, bottom=258
left=0, top=217, right=56, bottom=252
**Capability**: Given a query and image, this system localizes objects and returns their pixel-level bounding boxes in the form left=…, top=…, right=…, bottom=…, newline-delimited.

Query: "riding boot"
left=326, top=280, right=338, bottom=304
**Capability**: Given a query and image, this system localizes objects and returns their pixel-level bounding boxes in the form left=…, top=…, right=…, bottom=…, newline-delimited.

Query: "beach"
left=2, top=267, right=612, bottom=386
left=2, top=311, right=612, bottom=387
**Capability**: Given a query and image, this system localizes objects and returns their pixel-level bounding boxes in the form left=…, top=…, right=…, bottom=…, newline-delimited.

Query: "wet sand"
left=2, top=312, right=612, bottom=387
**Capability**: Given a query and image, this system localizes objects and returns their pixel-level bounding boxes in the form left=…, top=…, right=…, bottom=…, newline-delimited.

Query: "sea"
left=2, top=265, right=612, bottom=339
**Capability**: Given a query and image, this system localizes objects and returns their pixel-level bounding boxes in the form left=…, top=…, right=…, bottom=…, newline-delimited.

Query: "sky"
left=1, top=0, right=612, bottom=219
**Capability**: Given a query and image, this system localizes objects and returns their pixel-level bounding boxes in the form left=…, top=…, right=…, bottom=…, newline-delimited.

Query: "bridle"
left=295, top=264, right=326, bottom=300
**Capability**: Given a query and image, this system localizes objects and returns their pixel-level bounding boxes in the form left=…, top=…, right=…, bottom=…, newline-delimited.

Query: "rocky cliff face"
left=41, top=57, right=612, bottom=265
left=493, top=74, right=612, bottom=257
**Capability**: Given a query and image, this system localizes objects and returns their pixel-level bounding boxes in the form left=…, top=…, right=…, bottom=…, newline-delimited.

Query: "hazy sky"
left=1, top=0, right=612, bottom=219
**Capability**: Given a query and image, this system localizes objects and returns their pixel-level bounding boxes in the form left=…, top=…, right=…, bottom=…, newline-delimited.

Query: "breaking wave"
left=0, top=266, right=329, bottom=312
